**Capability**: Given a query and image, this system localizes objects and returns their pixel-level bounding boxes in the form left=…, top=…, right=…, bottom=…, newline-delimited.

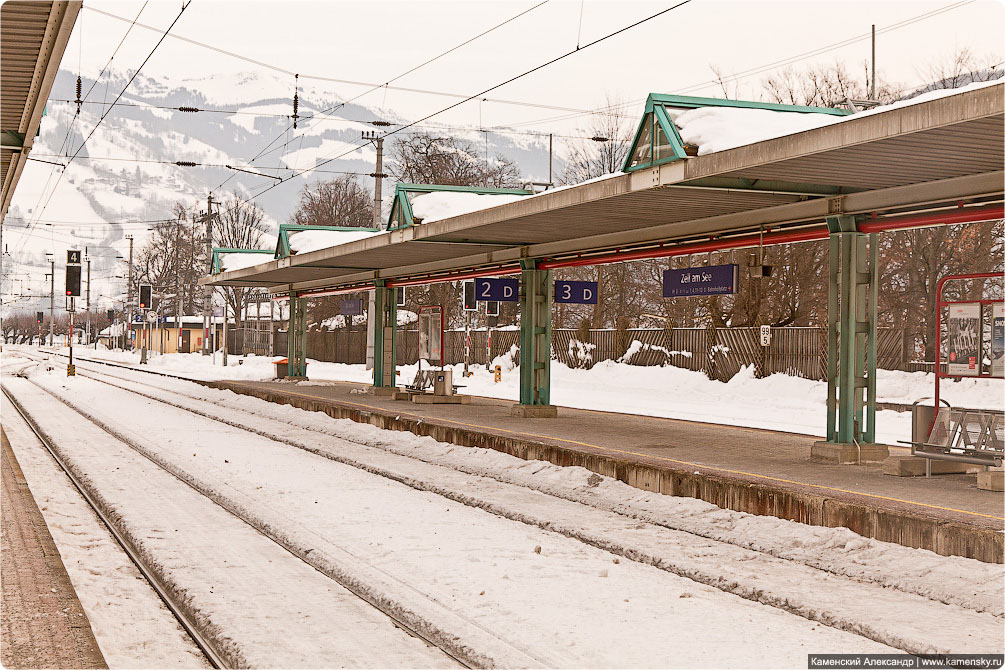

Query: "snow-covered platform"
left=204, top=378, right=1003, bottom=564
left=0, top=429, right=106, bottom=669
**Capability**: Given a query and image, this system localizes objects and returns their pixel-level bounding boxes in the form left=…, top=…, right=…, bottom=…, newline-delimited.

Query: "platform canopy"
left=1, top=1, right=80, bottom=220
left=204, top=83, right=1004, bottom=294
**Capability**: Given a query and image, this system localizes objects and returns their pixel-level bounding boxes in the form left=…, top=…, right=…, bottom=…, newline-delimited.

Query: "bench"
left=403, top=369, right=466, bottom=395
left=900, top=408, right=1003, bottom=470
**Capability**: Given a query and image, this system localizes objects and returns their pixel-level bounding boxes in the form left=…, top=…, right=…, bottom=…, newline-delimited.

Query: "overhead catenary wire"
left=212, top=0, right=552, bottom=193
left=21, top=1, right=192, bottom=246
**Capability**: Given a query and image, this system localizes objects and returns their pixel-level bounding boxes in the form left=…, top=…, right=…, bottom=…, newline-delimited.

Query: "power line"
left=214, top=1, right=554, bottom=193
left=241, top=0, right=695, bottom=207
left=500, top=0, right=977, bottom=129
left=20, top=2, right=192, bottom=250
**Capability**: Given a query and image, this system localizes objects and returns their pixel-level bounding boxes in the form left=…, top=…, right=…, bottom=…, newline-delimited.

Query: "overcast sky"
left=68, top=0, right=1003, bottom=134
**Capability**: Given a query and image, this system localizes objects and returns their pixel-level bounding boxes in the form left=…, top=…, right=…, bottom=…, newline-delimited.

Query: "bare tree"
left=290, top=175, right=372, bottom=229
left=214, top=194, right=269, bottom=327
left=389, top=133, right=521, bottom=188
left=761, top=61, right=899, bottom=107
left=911, top=47, right=1004, bottom=95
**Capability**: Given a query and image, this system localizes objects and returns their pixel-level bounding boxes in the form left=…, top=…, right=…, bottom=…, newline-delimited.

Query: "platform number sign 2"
left=474, top=277, right=518, bottom=302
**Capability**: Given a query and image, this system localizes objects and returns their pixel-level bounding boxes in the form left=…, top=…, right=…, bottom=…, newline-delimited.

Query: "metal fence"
left=234, top=324, right=909, bottom=382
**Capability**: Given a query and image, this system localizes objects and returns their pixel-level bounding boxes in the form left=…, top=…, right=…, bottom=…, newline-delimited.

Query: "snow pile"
left=567, top=339, right=595, bottom=367
left=318, top=314, right=367, bottom=329
left=408, top=191, right=528, bottom=224
left=397, top=309, right=418, bottom=326
left=217, top=252, right=272, bottom=273
left=287, top=229, right=382, bottom=255
left=490, top=344, right=519, bottom=373
left=617, top=339, right=691, bottom=364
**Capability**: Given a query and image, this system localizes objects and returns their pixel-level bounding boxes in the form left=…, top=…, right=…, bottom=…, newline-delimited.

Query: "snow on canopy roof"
left=286, top=228, right=381, bottom=255
left=216, top=250, right=272, bottom=273
left=386, top=184, right=533, bottom=231
left=409, top=191, right=529, bottom=223
left=626, top=80, right=1003, bottom=166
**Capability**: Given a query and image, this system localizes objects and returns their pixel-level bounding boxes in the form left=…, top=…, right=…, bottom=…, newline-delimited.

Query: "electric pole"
left=870, top=24, right=877, bottom=100
left=176, top=213, right=182, bottom=353
left=362, top=130, right=386, bottom=227
left=201, top=193, right=215, bottom=355
left=125, top=234, right=134, bottom=348
left=85, top=253, right=91, bottom=345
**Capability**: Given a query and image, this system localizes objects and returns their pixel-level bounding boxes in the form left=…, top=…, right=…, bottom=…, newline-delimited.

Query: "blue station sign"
left=554, top=280, right=598, bottom=304
left=475, top=277, right=519, bottom=302
left=340, top=299, right=363, bottom=316
left=663, top=263, right=738, bottom=298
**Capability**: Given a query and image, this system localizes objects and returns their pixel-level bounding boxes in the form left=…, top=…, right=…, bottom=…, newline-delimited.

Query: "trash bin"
left=911, top=402, right=938, bottom=445
left=274, top=358, right=288, bottom=379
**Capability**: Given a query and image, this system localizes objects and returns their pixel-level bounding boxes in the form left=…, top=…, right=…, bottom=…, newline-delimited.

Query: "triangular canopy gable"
left=386, top=183, right=533, bottom=231
left=274, top=224, right=379, bottom=258
left=622, top=93, right=852, bottom=172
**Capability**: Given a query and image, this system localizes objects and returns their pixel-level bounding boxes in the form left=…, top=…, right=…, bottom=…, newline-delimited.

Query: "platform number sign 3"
left=554, top=280, right=597, bottom=304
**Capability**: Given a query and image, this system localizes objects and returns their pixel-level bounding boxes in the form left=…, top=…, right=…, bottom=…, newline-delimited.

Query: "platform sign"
left=947, top=302, right=982, bottom=377
left=340, top=298, right=362, bottom=316
left=663, top=264, right=738, bottom=298
left=66, top=249, right=81, bottom=265
left=760, top=324, right=771, bottom=346
left=554, top=280, right=597, bottom=304
left=991, top=303, right=1004, bottom=378
left=474, top=277, right=518, bottom=302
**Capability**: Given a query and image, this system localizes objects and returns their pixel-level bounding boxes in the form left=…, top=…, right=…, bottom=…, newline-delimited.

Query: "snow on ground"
left=4, top=365, right=921, bottom=664
left=287, top=229, right=382, bottom=255
left=408, top=191, right=529, bottom=224
left=2, top=369, right=455, bottom=668
left=4, top=351, right=1000, bottom=662
left=43, top=346, right=1003, bottom=445
left=0, top=390, right=209, bottom=668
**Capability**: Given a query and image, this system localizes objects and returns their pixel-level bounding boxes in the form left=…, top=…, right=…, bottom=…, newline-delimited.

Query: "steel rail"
left=10, top=352, right=477, bottom=669
left=0, top=380, right=228, bottom=669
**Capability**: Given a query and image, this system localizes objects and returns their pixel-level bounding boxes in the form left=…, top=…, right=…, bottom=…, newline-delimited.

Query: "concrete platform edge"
left=201, top=380, right=1004, bottom=564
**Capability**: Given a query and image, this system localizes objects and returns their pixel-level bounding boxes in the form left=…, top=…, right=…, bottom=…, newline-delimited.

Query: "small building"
left=129, top=316, right=229, bottom=354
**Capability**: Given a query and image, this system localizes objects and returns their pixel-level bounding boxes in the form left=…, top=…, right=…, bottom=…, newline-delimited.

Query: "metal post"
left=866, top=233, right=879, bottom=443
left=222, top=299, right=228, bottom=366
left=517, top=260, right=554, bottom=413
left=126, top=234, right=133, bottom=342
left=202, top=193, right=215, bottom=355
left=85, top=256, right=91, bottom=344
left=870, top=24, right=876, bottom=101
left=68, top=299, right=74, bottom=371
left=372, top=281, right=397, bottom=388
left=826, top=236, right=838, bottom=441
left=464, top=310, right=470, bottom=377
left=48, top=258, right=54, bottom=346
left=374, top=137, right=383, bottom=227
left=287, top=288, right=307, bottom=378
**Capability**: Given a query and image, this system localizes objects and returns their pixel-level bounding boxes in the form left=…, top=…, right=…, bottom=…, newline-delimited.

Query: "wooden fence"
left=253, top=325, right=908, bottom=381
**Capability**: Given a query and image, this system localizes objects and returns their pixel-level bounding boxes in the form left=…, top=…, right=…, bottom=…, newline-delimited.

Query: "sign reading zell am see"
left=663, top=264, right=739, bottom=298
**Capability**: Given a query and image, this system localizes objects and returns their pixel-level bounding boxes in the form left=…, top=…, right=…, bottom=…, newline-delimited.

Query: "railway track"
left=8, top=349, right=1003, bottom=660
left=1, top=378, right=227, bottom=669
left=6, top=352, right=475, bottom=668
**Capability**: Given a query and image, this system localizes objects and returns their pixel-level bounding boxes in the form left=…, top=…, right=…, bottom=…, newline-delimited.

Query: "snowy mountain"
left=2, top=68, right=558, bottom=315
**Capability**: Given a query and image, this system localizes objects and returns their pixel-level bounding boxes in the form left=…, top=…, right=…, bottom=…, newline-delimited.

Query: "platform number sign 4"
left=67, top=250, right=81, bottom=264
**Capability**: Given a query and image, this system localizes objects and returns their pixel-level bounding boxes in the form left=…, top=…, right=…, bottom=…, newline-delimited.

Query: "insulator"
left=175, top=160, right=198, bottom=167
left=75, top=76, right=82, bottom=113
left=292, top=73, right=300, bottom=129
left=177, top=106, right=200, bottom=113
left=371, top=120, right=391, bottom=127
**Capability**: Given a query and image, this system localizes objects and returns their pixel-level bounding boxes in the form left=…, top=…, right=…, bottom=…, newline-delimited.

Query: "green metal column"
left=287, top=290, right=307, bottom=378
left=824, top=215, right=878, bottom=445
left=518, top=260, right=552, bottom=405
left=372, top=281, right=397, bottom=388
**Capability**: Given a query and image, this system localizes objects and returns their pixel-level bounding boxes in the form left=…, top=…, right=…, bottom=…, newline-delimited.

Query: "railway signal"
left=107, top=309, right=114, bottom=322
left=139, top=284, right=152, bottom=310
left=462, top=281, right=477, bottom=311
left=66, top=250, right=81, bottom=298
left=36, top=311, right=43, bottom=324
